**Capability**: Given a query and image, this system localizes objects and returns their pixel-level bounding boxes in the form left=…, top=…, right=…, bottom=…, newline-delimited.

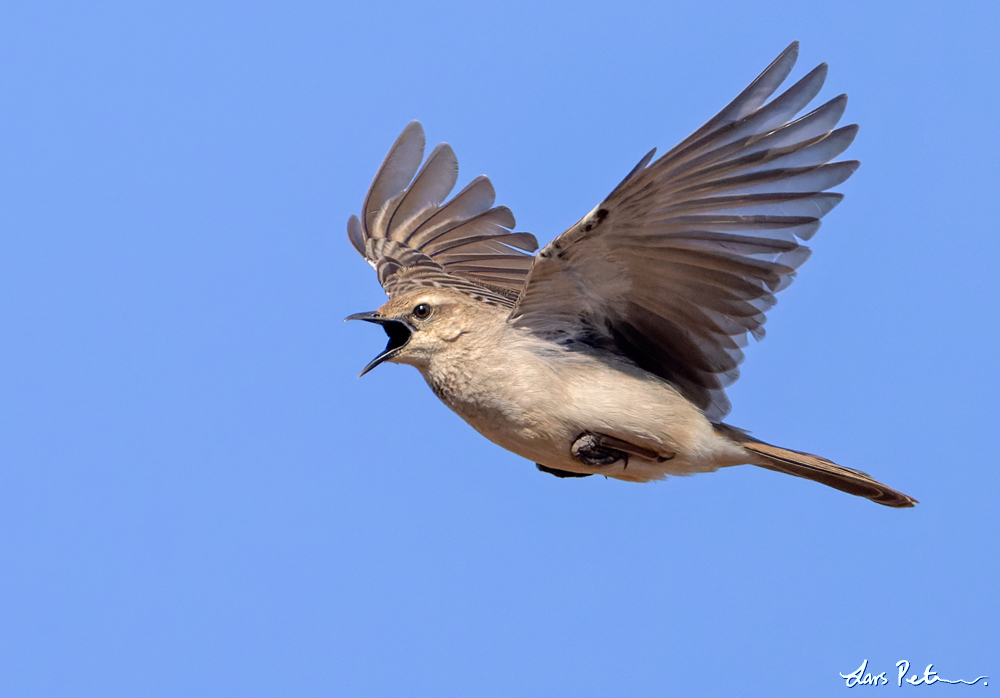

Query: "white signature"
left=841, top=660, right=988, bottom=687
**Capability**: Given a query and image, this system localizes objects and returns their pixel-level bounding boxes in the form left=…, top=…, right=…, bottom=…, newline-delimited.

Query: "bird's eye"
left=412, top=303, right=432, bottom=319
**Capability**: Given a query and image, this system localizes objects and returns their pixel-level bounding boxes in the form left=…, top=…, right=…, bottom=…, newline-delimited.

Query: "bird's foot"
left=571, top=431, right=674, bottom=468
left=571, top=432, right=628, bottom=467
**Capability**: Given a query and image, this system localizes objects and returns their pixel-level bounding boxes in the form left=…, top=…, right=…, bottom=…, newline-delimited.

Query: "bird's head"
left=346, top=289, right=479, bottom=376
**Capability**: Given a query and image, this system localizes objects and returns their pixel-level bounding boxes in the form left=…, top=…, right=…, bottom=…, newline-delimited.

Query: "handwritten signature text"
left=840, top=660, right=987, bottom=687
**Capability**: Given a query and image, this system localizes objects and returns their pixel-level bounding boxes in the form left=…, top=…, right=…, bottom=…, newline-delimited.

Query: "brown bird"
left=346, top=42, right=917, bottom=508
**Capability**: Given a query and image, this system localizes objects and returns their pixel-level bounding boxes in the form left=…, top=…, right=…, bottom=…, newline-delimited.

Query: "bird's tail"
left=715, top=424, right=917, bottom=508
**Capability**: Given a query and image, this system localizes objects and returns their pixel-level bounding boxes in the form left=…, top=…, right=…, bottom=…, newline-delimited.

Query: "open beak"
left=345, top=312, right=415, bottom=376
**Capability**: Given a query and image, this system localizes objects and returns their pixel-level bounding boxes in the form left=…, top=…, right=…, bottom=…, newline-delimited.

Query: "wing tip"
left=401, top=119, right=424, bottom=138
left=348, top=214, right=365, bottom=255
left=779, top=40, right=800, bottom=63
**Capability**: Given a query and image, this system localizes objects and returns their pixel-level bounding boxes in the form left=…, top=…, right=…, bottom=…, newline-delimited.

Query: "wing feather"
left=510, top=42, right=857, bottom=420
left=386, top=143, right=458, bottom=238
left=349, top=122, right=537, bottom=303
left=363, top=121, right=425, bottom=236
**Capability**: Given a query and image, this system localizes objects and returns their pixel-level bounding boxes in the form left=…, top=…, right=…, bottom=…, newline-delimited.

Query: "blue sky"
left=1, top=1, right=997, bottom=695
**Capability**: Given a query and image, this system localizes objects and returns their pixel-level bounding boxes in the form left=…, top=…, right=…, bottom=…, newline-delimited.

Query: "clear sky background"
left=1, top=1, right=997, bottom=696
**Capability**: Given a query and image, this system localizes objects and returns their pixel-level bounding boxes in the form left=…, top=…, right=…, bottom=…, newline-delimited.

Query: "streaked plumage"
left=346, top=42, right=917, bottom=508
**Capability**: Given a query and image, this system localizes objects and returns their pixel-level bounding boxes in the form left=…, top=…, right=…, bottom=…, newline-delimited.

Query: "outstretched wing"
left=348, top=121, right=538, bottom=307
left=509, top=42, right=858, bottom=420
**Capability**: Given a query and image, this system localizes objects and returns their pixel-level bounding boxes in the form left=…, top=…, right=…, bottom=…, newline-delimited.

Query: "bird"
left=345, top=41, right=917, bottom=508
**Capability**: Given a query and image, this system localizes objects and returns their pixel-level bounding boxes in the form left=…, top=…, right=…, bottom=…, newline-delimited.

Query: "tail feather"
left=715, top=424, right=917, bottom=508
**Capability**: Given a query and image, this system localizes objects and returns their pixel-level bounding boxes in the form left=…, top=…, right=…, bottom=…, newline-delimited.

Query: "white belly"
left=422, top=344, right=746, bottom=482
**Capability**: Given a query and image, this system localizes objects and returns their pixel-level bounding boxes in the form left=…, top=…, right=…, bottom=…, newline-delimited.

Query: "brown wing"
left=348, top=121, right=538, bottom=307
left=510, top=42, right=858, bottom=420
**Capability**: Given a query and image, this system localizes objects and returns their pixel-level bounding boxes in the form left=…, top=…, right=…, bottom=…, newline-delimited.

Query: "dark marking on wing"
left=581, top=207, right=609, bottom=233
left=608, top=314, right=731, bottom=416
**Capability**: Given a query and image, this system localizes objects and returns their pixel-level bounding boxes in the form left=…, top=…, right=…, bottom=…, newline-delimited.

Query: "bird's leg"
left=571, top=431, right=675, bottom=468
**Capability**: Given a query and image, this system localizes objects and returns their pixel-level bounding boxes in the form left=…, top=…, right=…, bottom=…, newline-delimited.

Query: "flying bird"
left=345, top=42, right=917, bottom=508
